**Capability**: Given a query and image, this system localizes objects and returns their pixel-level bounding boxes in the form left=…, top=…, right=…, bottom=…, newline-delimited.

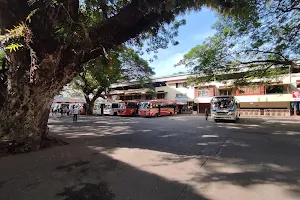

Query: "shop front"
left=175, top=96, right=192, bottom=114
left=291, top=91, right=300, bottom=116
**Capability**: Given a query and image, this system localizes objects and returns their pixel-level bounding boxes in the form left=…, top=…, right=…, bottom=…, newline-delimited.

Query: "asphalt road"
left=1, top=115, right=300, bottom=200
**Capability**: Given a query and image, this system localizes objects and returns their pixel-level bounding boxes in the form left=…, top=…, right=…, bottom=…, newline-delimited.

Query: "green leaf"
left=5, top=43, right=24, bottom=52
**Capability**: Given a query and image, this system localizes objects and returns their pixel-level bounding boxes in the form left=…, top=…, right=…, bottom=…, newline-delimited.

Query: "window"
left=265, top=85, right=285, bottom=94
left=128, top=102, right=137, bottom=108
left=146, top=95, right=152, bottom=100
left=297, top=81, right=300, bottom=88
left=175, top=83, right=186, bottom=88
left=239, top=86, right=261, bottom=95
left=133, top=95, right=141, bottom=99
left=157, top=93, right=165, bottom=99
left=198, top=90, right=210, bottom=97
left=140, top=102, right=149, bottom=109
left=219, top=89, right=232, bottom=96
left=152, top=103, right=158, bottom=108
left=125, top=96, right=133, bottom=100
left=112, top=103, right=119, bottom=108
left=120, top=96, right=125, bottom=100
left=176, top=93, right=187, bottom=98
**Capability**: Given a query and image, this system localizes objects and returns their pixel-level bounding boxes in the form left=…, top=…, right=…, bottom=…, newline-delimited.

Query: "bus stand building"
left=107, top=72, right=300, bottom=117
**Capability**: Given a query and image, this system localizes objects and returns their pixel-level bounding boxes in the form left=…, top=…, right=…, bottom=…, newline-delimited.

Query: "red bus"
left=138, top=100, right=177, bottom=117
left=118, top=101, right=139, bottom=116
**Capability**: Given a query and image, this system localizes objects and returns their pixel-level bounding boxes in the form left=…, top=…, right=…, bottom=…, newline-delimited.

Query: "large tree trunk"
left=84, top=95, right=95, bottom=116
left=0, top=89, right=53, bottom=144
left=0, top=49, right=77, bottom=145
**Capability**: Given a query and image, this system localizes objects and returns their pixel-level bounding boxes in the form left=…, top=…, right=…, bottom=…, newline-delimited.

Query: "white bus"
left=103, top=102, right=119, bottom=116
left=210, top=96, right=240, bottom=122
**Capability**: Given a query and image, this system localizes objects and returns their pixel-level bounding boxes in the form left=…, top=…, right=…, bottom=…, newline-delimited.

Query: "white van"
left=103, top=102, right=119, bottom=115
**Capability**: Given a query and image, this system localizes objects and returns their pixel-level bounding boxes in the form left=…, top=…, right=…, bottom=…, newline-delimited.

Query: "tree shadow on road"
left=47, top=115, right=300, bottom=199
left=0, top=138, right=209, bottom=200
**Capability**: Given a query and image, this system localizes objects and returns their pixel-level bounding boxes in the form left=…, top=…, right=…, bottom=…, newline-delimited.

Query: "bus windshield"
left=119, top=103, right=126, bottom=109
left=212, top=97, right=234, bottom=109
left=140, top=102, right=149, bottom=109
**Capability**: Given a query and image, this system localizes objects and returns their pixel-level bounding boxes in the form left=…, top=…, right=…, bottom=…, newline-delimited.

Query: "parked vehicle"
left=118, top=101, right=139, bottom=116
left=93, top=103, right=105, bottom=115
left=210, top=96, right=240, bottom=122
left=104, top=102, right=119, bottom=115
left=139, top=100, right=177, bottom=117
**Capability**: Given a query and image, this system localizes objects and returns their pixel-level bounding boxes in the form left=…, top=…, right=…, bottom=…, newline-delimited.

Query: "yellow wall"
left=236, top=94, right=292, bottom=102
left=240, top=102, right=290, bottom=109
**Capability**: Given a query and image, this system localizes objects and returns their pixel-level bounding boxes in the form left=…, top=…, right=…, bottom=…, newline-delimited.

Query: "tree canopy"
left=178, top=0, right=300, bottom=86
left=0, top=0, right=258, bottom=145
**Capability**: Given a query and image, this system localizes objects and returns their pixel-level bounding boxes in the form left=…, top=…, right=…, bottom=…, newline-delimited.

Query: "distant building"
left=108, top=72, right=300, bottom=116
left=108, top=73, right=195, bottom=113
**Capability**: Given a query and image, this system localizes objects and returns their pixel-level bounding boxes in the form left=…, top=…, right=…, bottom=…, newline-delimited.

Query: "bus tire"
left=131, top=112, right=136, bottom=117
left=113, top=112, right=117, bottom=116
left=155, top=113, right=158, bottom=117
left=214, top=119, right=219, bottom=122
left=169, top=112, right=172, bottom=116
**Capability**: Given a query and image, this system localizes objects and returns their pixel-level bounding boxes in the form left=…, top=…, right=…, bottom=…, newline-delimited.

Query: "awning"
left=53, top=97, right=86, bottom=103
left=156, top=90, right=167, bottom=93
left=109, top=88, right=152, bottom=95
left=219, top=86, right=232, bottom=89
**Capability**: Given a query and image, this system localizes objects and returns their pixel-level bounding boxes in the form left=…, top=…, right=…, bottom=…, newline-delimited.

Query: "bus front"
left=139, top=102, right=151, bottom=117
left=118, top=102, right=126, bottom=116
left=211, top=96, right=239, bottom=122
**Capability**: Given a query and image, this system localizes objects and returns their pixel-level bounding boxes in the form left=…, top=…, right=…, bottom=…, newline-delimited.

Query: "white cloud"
left=193, top=30, right=216, bottom=42
left=150, top=52, right=188, bottom=77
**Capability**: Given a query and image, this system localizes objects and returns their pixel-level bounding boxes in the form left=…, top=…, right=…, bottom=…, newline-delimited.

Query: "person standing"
left=205, top=108, right=209, bottom=121
left=66, top=106, right=70, bottom=116
left=73, top=106, right=78, bottom=122
left=60, top=107, right=63, bottom=117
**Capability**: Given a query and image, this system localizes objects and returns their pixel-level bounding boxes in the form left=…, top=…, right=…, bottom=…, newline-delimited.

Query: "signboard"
left=175, top=97, right=188, bottom=103
left=292, top=91, right=300, bottom=101
left=112, top=95, right=118, bottom=100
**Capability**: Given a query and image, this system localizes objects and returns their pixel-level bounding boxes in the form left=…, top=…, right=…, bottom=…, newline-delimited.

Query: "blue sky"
left=142, top=8, right=218, bottom=77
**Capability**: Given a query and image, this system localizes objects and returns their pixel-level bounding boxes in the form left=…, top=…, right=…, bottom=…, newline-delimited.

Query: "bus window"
left=119, top=103, right=126, bottom=109
left=128, top=102, right=137, bottom=108
left=112, top=103, right=119, bottom=108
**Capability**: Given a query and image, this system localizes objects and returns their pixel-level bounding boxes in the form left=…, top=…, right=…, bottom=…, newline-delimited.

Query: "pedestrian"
left=205, top=108, right=209, bottom=121
left=66, top=107, right=70, bottom=116
left=60, top=107, right=63, bottom=117
left=73, top=106, right=78, bottom=122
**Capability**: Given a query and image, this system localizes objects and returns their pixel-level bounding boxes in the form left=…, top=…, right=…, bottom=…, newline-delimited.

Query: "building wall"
left=154, top=85, right=194, bottom=101
left=236, top=94, right=293, bottom=103
left=240, top=102, right=290, bottom=109
left=108, top=73, right=300, bottom=114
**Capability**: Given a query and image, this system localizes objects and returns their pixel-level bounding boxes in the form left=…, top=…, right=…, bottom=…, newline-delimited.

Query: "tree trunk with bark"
left=84, top=89, right=105, bottom=115
left=84, top=95, right=95, bottom=116
left=0, top=48, right=77, bottom=145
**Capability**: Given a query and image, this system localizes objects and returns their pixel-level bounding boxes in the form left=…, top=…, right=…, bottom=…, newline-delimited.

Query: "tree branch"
left=99, top=0, right=108, bottom=19
left=244, top=49, right=290, bottom=61
left=82, top=0, right=198, bottom=63
left=240, top=59, right=300, bottom=69
left=91, top=87, right=106, bottom=103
